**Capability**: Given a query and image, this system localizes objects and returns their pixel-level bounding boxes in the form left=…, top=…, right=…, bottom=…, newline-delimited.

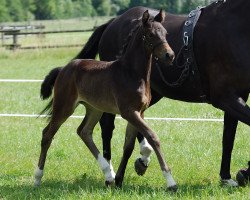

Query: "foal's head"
left=141, top=10, right=174, bottom=65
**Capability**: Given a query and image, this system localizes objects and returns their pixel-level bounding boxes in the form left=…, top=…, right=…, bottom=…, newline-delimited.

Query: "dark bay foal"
left=34, top=10, right=177, bottom=190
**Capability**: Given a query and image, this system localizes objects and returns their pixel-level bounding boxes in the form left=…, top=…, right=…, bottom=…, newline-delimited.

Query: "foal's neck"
left=121, top=28, right=152, bottom=83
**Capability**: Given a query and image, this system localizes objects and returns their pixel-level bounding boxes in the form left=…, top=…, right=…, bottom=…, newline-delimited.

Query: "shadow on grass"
left=1, top=174, right=248, bottom=199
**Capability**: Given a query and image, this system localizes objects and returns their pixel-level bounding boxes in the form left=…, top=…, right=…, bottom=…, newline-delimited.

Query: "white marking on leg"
left=108, top=160, right=116, bottom=179
left=34, top=167, right=43, bottom=186
left=139, top=138, right=153, bottom=166
left=97, top=154, right=115, bottom=182
left=220, top=178, right=238, bottom=187
left=163, top=171, right=177, bottom=188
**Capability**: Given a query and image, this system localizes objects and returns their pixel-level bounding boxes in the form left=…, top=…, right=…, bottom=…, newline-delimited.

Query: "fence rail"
left=0, top=26, right=94, bottom=50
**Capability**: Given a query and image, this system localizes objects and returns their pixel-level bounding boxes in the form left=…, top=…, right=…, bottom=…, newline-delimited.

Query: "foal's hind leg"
left=134, top=90, right=162, bottom=175
left=115, top=123, right=137, bottom=187
left=119, top=111, right=177, bottom=191
left=77, top=106, right=115, bottom=185
left=34, top=99, right=76, bottom=186
left=135, top=112, right=153, bottom=176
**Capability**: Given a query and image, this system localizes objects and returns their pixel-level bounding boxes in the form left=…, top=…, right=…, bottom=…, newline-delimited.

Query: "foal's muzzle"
left=154, top=43, right=175, bottom=66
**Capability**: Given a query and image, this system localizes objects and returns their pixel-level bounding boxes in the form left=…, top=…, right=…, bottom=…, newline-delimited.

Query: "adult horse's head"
left=141, top=10, right=175, bottom=66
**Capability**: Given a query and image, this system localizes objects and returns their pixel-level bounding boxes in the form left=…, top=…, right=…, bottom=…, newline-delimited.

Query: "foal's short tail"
left=39, top=67, right=62, bottom=116
left=74, top=18, right=115, bottom=59
left=40, top=67, right=62, bottom=100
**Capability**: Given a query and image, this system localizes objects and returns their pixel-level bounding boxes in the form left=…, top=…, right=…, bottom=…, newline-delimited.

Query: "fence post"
left=1, top=32, right=4, bottom=46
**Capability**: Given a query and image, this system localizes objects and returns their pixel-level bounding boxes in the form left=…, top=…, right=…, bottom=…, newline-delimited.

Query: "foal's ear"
left=142, top=10, right=150, bottom=25
left=154, top=9, right=165, bottom=23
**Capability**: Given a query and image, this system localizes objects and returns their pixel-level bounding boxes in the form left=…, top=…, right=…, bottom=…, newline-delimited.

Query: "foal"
left=34, top=10, right=177, bottom=190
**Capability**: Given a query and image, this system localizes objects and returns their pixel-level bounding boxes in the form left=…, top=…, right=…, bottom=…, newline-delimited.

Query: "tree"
left=63, top=0, right=74, bottom=18
left=7, top=0, right=25, bottom=21
left=181, top=0, right=208, bottom=13
left=0, top=0, right=10, bottom=22
left=73, top=0, right=94, bottom=17
left=35, top=0, right=57, bottom=19
left=112, top=0, right=130, bottom=14
left=21, top=0, right=36, bottom=20
left=92, top=0, right=111, bottom=16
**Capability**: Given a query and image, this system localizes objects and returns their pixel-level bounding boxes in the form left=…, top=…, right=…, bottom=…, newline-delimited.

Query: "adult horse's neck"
left=208, top=0, right=250, bottom=17
left=121, top=26, right=152, bottom=83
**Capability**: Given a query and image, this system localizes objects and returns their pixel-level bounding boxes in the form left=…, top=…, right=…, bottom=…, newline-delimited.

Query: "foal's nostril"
left=166, top=53, right=175, bottom=61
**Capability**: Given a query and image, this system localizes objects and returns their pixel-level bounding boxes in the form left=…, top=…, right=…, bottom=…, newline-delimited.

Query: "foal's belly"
left=77, top=89, right=120, bottom=114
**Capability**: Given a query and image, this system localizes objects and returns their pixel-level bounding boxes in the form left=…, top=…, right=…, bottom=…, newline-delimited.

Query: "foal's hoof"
left=220, top=179, right=238, bottom=187
left=34, top=180, right=41, bottom=187
left=167, top=185, right=178, bottom=193
left=236, top=169, right=250, bottom=187
left=134, top=158, right=148, bottom=176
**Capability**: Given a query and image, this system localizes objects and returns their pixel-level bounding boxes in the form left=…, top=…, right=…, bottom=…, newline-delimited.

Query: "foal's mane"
left=117, top=21, right=141, bottom=59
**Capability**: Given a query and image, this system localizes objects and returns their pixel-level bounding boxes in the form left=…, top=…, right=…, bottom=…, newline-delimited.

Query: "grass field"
left=0, top=33, right=249, bottom=199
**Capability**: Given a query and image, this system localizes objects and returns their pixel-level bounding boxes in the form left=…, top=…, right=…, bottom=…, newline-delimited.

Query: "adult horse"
left=75, top=0, right=250, bottom=186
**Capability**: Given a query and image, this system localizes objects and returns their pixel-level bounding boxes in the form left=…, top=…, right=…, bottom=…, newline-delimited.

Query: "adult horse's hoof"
left=236, top=169, right=250, bottom=187
left=134, top=158, right=148, bottom=176
left=167, top=185, right=178, bottom=192
left=115, top=176, right=123, bottom=188
left=220, top=179, right=238, bottom=187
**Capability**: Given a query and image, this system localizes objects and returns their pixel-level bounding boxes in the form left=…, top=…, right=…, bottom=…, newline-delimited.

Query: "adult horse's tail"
left=74, top=18, right=115, bottom=59
left=39, top=67, right=62, bottom=116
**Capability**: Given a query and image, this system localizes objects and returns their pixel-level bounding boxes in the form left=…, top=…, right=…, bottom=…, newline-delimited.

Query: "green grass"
left=0, top=37, right=249, bottom=199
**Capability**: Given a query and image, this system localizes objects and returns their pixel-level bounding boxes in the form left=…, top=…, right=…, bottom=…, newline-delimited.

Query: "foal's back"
left=59, top=59, right=124, bottom=114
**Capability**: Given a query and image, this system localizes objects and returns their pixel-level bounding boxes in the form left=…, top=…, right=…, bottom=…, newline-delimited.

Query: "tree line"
left=0, top=0, right=214, bottom=22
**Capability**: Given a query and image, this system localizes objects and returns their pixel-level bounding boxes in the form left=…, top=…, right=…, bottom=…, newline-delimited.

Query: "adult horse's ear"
left=154, top=9, right=165, bottom=23
left=142, top=10, right=150, bottom=25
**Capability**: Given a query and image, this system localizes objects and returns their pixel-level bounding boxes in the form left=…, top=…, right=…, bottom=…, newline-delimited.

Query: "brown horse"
left=74, top=0, right=250, bottom=187
left=34, top=10, right=178, bottom=191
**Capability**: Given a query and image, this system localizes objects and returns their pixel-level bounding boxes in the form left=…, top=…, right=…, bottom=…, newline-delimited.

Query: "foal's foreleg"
left=77, top=107, right=115, bottom=185
left=122, top=111, right=177, bottom=190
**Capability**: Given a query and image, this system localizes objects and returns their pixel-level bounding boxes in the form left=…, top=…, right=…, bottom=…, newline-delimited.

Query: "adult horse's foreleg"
left=120, top=111, right=177, bottom=191
left=99, top=112, right=116, bottom=174
left=77, top=106, right=115, bottom=185
left=134, top=89, right=163, bottom=175
left=213, top=93, right=249, bottom=186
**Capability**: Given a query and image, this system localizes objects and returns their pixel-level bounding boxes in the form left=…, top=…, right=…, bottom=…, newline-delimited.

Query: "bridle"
left=142, top=30, right=169, bottom=58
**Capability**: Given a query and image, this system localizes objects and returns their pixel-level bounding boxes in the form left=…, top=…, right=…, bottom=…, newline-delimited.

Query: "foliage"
left=0, top=0, right=10, bottom=22
left=0, top=0, right=215, bottom=22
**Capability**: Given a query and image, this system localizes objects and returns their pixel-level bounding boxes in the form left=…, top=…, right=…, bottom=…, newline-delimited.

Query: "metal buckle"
left=189, top=11, right=196, bottom=18
left=183, top=32, right=189, bottom=46
left=185, top=20, right=192, bottom=26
